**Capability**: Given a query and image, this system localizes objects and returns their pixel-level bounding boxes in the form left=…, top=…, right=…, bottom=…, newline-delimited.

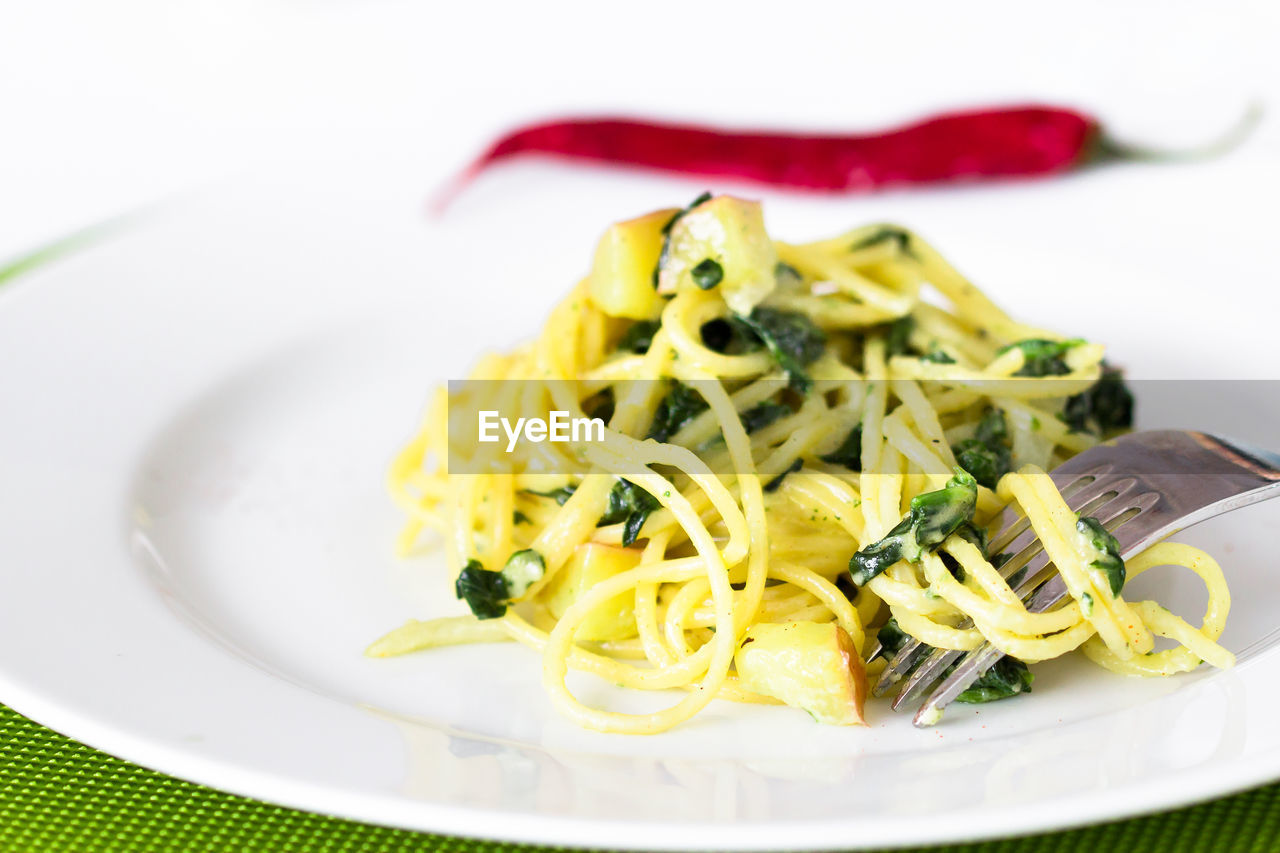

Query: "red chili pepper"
left=435, top=104, right=1256, bottom=211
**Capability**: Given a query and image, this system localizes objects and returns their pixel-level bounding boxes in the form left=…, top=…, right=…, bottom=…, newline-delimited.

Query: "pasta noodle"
left=371, top=196, right=1233, bottom=733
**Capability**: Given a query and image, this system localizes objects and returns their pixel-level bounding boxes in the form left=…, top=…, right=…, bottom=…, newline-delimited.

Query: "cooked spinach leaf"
left=691, top=258, right=724, bottom=290
left=584, top=388, right=615, bottom=424
left=598, top=478, right=660, bottom=547
left=875, top=606, right=1035, bottom=708
left=876, top=617, right=912, bottom=658
left=512, top=510, right=531, bottom=526
left=1062, top=366, right=1134, bottom=434
left=700, top=316, right=764, bottom=355
left=735, top=307, right=826, bottom=393
left=455, top=550, right=547, bottom=620
left=524, top=485, right=577, bottom=506
left=951, top=407, right=1011, bottom=489
left=1077, top=515, right=1125, bottom=596
left=618, top=320, right=661, bottom=354
left=998, top=338, right=1084, bottom=377
left=956, top=657, right=1034, bottom=703
left=739, top=401, right=791, bottom=434
left=501, top=549, right=545, bottom=598
left=820, top=424, right=863, bottom=471
left=939, top=550, right=966, bottom=582
left=764, top=458, right=803, bottom=493
left=850, top=225, right=914, bottom=257
left=775, top=261, right=803, bottom=285
left=954, top=520, right=989, bottom=556
left=886, top=315, right=914, bottom=357
left=455, top=560, right=510, bottom=620
left=974, top=406, right=1009, bottom=446
left=849, top=468, right=978, bottom=586
left=877, top=615, right=1034, bottom=704
left=647, top=382, right=709, bottom=443
left=952, top=440, right=1007, bottom=489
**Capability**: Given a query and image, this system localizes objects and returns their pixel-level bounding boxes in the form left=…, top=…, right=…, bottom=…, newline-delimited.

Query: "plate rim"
left=2, top=163, right=1279, bottom=850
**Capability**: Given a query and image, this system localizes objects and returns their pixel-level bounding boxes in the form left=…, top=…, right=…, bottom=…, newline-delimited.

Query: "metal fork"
left=867, top=430, right=1280, bottom=727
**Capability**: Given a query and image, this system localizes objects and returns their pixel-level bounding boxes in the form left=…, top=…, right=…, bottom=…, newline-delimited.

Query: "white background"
left=1, top=0, right=1277, bottom=261
left=2, top=5, right=1280, bottom=846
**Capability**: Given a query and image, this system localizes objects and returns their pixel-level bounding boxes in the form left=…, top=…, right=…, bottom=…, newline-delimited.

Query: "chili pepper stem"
left=1087, top=102, right=1262, bottom=166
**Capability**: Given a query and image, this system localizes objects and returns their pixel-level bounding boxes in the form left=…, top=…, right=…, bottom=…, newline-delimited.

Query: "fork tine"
left=908, top=492, right=1159, bottom=724
left=888, top=430, right=1280, bottom=726
left=890, top=484, right=1152, bottom=712
left=871, top=641, right=931, bottom=696
left=884, top=484, right=1135, bottom=710
left=871, top=472, right=1104, bottom=695
left=984, top=467, right=1107, bottom=556
left=913, top=579, right=1071, bottom=727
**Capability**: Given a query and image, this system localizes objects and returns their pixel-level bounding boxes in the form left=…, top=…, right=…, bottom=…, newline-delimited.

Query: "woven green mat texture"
left=0, top=704, right=1275, bottom=853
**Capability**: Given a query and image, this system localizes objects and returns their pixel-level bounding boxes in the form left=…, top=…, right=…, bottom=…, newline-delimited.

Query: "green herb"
left=1081, top=592, right=1094, bottom=617
left=653, top=191, right=712, bottom=287
left=524, top=485, right=577, bottom=506
left=921, top=348, right=956, bottom=364
left=647, top=382, right=709, bottom=443
left=512, top=510, right=531, bottom=526
left=850, top=226, right=914, bottom=257
left=455, top=560, right=510, bottom=620
left=739, top=401, right=791, bottom=434
left=997, top=338, right=1084, bottom=377
left=764, top=458, right=803, bottom=493
left=885, top=316, right=914, bottom=357
left=691, top=258, right=724, bottom=290
left=598, top=479, right=660, bottom=547
left=955, top=657, right=1034, bottom=703
left=735, top=307, right=826, bottom=393
left=1062, top=367, right=1134, bottom=434
left=951, top=408, right=1011, bottom=489
left=849, top=468, right=978, bottom=586
left=820, top=424, right=863, bottom=471
left=618, top=320, right=661, bottom=354
left=1077, top=516, right=1125, bottom=596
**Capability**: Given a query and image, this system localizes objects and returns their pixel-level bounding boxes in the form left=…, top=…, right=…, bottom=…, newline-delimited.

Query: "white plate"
left=1, top=151, right=1279, bottom=851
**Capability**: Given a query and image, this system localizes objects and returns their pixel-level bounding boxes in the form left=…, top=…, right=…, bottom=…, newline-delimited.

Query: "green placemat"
left=0, top=703, right=1275, bottom=853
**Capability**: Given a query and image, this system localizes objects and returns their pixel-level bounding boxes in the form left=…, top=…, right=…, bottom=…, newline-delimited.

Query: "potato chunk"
left=542, top=543, right=642, bottom=641
left=735, top=621, right=868, bottom=725
left=588, top=208, right=677, bottom=320
left=655, top=196, right=777, bottom=316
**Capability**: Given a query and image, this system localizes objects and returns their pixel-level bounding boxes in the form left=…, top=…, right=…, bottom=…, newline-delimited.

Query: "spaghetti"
left=371, top=196, right=1233, bottom=733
